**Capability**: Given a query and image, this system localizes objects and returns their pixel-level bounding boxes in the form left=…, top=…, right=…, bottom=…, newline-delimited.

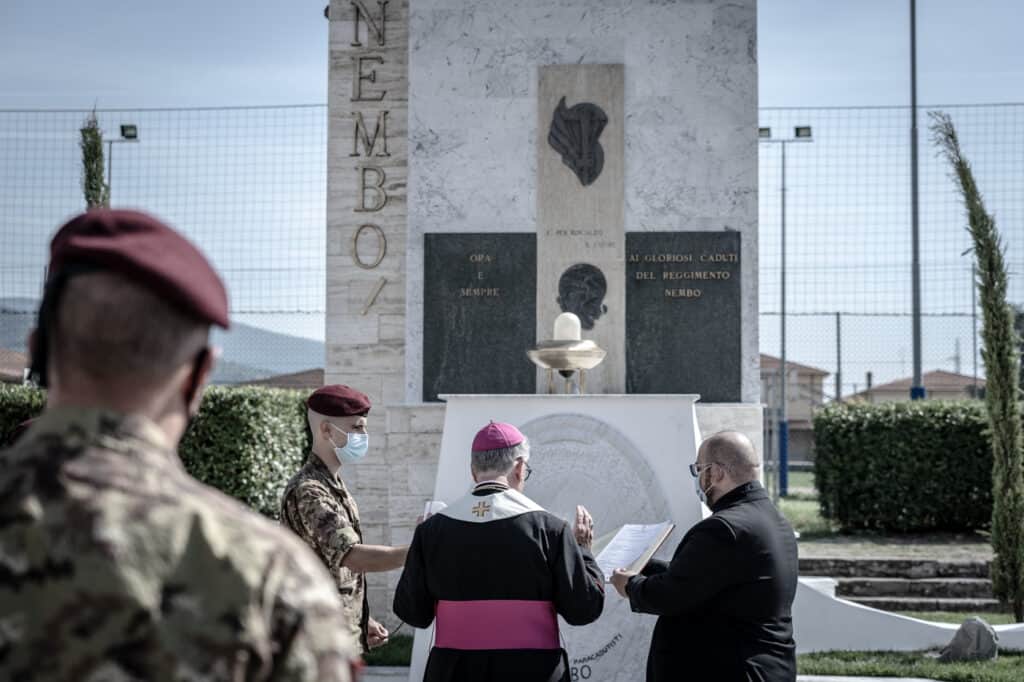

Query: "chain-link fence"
left=0, top=106, right=327, bottom=383
left=2, top=103, right=1022, bottom=390
left=758, top=104, right=1023, bottom=463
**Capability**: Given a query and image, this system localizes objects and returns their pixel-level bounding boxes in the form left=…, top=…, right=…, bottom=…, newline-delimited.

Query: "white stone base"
left=794, top=578, right=1024, bottom=653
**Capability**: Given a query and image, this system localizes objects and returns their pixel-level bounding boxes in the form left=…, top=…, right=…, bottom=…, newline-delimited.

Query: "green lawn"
left=369, top=636, right=1024, bottom=679
left=900, top=611, right=1018, bottom=626
left=798, top=650, right=1024, bottom=682
left=778, top=496, right=837, bottom=537
left=787, top=470, right=816, bottom=493
left=364, top=634, right=414, bottom=666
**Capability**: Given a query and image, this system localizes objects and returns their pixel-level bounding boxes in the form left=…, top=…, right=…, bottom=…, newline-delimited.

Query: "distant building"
left=241, top=368, right=324, bottom=390
left=847, top=370, right=985, bottom=403
left=760, top=354, right=830, bottom=462
left=0, top=348, right=27, bottom=384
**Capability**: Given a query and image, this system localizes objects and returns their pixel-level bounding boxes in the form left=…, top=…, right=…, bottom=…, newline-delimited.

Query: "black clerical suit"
left=626, top=481, right=798, bottom=682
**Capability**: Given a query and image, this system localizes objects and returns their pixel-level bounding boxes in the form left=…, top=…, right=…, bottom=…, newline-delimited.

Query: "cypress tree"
left=80, top=111, right=109, bottom=208
left=932, top=111, right=1024, bottom=620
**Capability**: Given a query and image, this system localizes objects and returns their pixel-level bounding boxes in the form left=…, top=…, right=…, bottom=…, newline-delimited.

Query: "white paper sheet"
left=594, top=521, right=674, bottom=582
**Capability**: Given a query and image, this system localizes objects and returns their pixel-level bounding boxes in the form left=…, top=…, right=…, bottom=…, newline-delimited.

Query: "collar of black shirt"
left=711, top=480, right=768, bottom=512
left=472, top=480, right=510, bottom=496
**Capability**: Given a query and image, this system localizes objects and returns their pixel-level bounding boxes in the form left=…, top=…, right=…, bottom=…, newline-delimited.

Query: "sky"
left=2, top=0, right=1023, bottom=109
left=1, top=0, right=1023, bottom=394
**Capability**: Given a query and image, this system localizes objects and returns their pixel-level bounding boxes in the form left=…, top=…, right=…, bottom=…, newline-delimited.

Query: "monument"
left=325, top=0, right=764, bottom=676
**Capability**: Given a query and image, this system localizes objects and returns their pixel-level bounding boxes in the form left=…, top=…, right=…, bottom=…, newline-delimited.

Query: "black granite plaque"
left=423, top=233, right=537, bottom=402
left=626, top=232, right=742, bottom=401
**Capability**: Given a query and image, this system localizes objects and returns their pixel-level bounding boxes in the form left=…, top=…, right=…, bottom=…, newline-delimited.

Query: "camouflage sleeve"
left=289, top=481, right=361, bottom=575
left=269, top=541, right=363, bottom=681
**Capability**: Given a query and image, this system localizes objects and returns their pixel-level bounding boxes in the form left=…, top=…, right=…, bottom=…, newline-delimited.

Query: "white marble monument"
left=325, top=0, right=763, bottom=625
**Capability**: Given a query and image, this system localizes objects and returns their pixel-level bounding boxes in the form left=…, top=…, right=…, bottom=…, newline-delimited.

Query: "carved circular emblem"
left=519, top=414, right=671, bottom=680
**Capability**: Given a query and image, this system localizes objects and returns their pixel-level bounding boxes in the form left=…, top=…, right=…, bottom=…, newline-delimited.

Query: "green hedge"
left=0, top=383, right=310, bottom=518
left=179, top=386, right=311, bottom=518
left=813, top=400, right=992, bottom=532
left=0, top=383, right=46, bottom=446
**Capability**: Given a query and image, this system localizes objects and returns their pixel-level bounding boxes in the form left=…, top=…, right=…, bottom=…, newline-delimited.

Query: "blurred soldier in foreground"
left=281, top=385, right=409, bottom=654
left=394, top=421, right=605, bottom=682
left=0, top=209, right=360, bottom=681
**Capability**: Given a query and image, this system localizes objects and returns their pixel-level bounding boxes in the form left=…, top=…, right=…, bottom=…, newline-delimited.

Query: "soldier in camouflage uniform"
left=0, top=210, right=360, bottom=681
left=281, top=385, right=410, bottom=654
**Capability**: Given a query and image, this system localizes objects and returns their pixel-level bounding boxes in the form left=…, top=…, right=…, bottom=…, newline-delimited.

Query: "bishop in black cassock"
left=394, top=421, right=605, bottom=682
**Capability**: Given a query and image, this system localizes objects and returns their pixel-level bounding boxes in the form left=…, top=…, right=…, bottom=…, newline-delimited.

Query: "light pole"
left=909, top=0, right=924, bottom=400
left=759, top=125, right=813, bottom=497
left=107, top=124, right=139, bottom=204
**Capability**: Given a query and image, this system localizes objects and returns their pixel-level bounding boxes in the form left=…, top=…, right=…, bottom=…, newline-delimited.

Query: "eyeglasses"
left=689, top=462, right=714, bottom=478
left=521, top=460, right=533, bottom=481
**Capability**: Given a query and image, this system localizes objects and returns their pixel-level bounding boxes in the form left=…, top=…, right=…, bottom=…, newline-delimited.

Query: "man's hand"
left=611, top=569, right=638, bottom=598
left=367, top=618, right=389, bottom=649
left=574, top=505, right=594, bottom=551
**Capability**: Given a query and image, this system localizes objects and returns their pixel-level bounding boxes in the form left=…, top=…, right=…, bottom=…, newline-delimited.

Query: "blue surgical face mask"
left=329, top=424, right=369, bottom=465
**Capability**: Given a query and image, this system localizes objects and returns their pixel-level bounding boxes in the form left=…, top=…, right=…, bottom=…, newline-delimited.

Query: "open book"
left=593, top=521, right=675, bottom=583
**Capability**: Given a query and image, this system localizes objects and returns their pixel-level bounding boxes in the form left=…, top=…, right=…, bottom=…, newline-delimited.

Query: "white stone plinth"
left=409, top=394, right=704, bottom=682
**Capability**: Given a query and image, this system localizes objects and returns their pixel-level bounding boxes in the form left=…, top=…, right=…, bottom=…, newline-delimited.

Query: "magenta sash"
left=434, top=599, right=560, bottom=650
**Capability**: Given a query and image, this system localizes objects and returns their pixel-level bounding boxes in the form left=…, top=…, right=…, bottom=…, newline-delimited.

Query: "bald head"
left=698, top=431, right=760, bottom=484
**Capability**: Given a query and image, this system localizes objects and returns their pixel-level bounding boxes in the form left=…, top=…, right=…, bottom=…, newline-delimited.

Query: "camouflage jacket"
left=280, top=455, right=368, bottom=652
left=0, top=408, right=360, bottom=681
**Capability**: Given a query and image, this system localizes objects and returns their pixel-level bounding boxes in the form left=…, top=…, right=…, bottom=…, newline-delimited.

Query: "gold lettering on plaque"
left=699, top=253, right=738, bottom=263
left=664, top=288, right=703, bottom=299
left=661, top=271, right=731, bottom=281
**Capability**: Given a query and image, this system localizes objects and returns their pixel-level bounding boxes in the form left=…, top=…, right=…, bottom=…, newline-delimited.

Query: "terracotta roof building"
left=0, top=349, right=27, bottom=384
left=760, top=354, right=830, bottom=462
left=847, top=370, right=984, bottom=402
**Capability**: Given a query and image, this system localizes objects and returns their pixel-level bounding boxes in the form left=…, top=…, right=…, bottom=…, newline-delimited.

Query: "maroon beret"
left=49, top=209, right=229, bottom=328
left=472, top=421, right=525, bottom=452
left=307, top=384, right=371, bottom=417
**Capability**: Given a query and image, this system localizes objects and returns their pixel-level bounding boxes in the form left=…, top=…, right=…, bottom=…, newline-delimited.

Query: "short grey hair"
left=471, top=438, right=530, bottom=478
left=52, top=271, right=209, bottom=385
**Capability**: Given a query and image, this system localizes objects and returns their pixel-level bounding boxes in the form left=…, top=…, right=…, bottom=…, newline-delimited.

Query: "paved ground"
left=359, top=667, right=940, bottom=682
